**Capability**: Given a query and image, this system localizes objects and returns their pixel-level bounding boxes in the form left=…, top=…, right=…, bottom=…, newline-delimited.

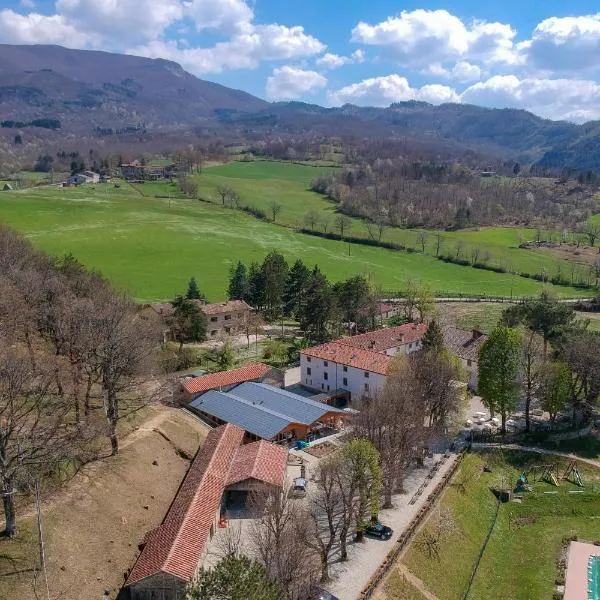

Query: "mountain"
left=0, top=44, right=267, bottom=130
left=1, top=44, right=600, bottom=170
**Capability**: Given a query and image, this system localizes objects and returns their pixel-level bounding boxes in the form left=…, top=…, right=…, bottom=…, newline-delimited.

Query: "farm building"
left=199, top=299, right=253, bottom=338
left=189, top=382, right=347, bottom=444
left=299, top=323, right=427, bottom=404
left=2, top=183, right=13, bottom=191
left=442, top=327, right=488, bottom=389
left=177, top=362, right=281, bottom=403
left=124, top=423, right=287, bottom=600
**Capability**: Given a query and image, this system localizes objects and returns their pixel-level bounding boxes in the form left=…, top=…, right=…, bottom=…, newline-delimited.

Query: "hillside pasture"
left=0, top=183, right=589, bottom=302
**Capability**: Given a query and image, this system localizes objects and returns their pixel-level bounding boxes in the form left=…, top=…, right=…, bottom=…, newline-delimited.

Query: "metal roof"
left=189, top=382, right=344, bottom=440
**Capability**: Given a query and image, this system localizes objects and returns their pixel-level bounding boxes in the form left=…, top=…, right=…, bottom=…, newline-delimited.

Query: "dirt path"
left=471, top=442, right=600, bottom=469
left=396, top=564, right=441, bottom=600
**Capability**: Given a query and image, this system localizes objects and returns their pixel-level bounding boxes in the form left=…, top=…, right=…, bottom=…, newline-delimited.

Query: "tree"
left=303, top=210, right=319, bottom=231
left=422, top=319, right=444, bottom=352
left=355, top=361, right=425, bottom=508
left=513, top=162, right=521, bottom=176
left=270, top=202, right=282, bottom=222
left=520, top=330, right=544, bottom=432
left=283, top=259, right=310, bottom=318
left=334, top=214, right=352, bottom=238
left=214, top=340, right=235, bottom=370
left=185, top=276, right=206, bottom=301
left=298, top=267, right=333, bottom=343
left=228, top=261, right=250, bottom=301
left=583, top=223, right=600, bottom=251
left=217, top=185, right=236, bottom=206
left=501, top=291, right=576, bottom=358
left=14, top=134, right=22, bottom=145
left=187, top=555, right=282, bottom=600
left=539, top=361, right=572, bottom=425
left=417, top=231, right=428, bottom=253
left=415, top=507, right=456, bottom=561
left=478, top=326, right=521, bottom=434
left=403, top=280, right=434, bottom=323
left=260, top=251, right=288, bottom=320
left=0, top=348, right=74, bottom=536
left=170, top=296, right=207, bottom=349
left=34, top=153, right=53, bottom=173
left=340, top=439, right=382, bottom=542
left=332, top=274, right=373, bottom=325
left=247, top=262, right=265, bottom=310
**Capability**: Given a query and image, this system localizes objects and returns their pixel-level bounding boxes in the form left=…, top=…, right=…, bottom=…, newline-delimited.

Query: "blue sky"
left=3, top=0, right=600, bottom=121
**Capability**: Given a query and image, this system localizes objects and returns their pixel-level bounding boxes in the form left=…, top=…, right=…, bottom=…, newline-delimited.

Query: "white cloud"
left=0, top=9, right=98, bottom=46
left=451, top=60, right=481, bottom=82
left=266, top=66, right=327, bottom=100
left=461, top=75, right=600, bottom=121
left=130, top=25, right=325, bottom=75
left=185, top=0, right=253, bottom=35
left=521, top=14, right=600, bottom=72
left=352, top=9, right=516, bottom=67
left=55, top=0, right=183, bottom=43
left=316, top=49, right=365, bottom=70
left=328, top=74, right=458, bottom=107
left=19, top=0, right=35, bottom=8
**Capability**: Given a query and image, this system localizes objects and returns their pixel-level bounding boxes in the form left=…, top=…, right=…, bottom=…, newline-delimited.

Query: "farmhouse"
left=199, top=299, right=252, bottom=338
left=442, top=327, right=488, bottom=389
left=299, top=323, right=427, bottom=404
left=121, top=161, right=176, bottom=181
left=177, top=362, right=281, bottom=403
left=124, top=423, right=287, bottom=600
left=189, top=382, right=347, bottom=444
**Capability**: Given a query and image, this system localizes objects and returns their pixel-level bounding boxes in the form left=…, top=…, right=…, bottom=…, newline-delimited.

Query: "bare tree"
left=334, top=214, right=352, bottom=239
left=303, top=459, right=344, bottom=581
left=583, top=223, right=600, bottom=251
left=415, top=507, right=456, bottom=561
left=270, top=202, right=282, bottom=223
left=250, top=491, right=319, bottom=600
left=303, top=210, right=319, bottom=231
left=0, top=348, right=74, bottom=537
left=416, top=231, right=428, bottom=253
left=321, top=215, right=331, bottom=233
left=434, top=233, right=443, bottom=257
left=217, top=185, right=236, bottom=206
left=520, top=331, right=544, bottom=432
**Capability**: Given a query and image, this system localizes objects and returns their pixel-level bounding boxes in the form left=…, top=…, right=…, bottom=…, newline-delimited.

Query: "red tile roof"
left=125, top=423, right=288, bottom=588
left=226, top=440, right=287, bottom=488
left=338, top=323, right=428, bottom=353
left=300, top=342, right=391, bottom=375
left=199, top=300, right=252, bottom=316
left=182, top=362, right=272, bottom=395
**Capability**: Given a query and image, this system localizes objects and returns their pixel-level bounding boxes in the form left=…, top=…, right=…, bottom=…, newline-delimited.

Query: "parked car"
left=364, top=521, right=393, bottom=540
left=290, top=477, right=308, bottom=498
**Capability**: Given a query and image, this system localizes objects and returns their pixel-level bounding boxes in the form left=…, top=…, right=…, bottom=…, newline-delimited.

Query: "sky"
left=2, top=0, right=600, bottom=122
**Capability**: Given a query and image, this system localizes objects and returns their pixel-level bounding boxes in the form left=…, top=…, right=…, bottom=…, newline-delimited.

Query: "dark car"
left=311, top=589, right=340, bottom=600
left=364, top=521, right=393, bottom=540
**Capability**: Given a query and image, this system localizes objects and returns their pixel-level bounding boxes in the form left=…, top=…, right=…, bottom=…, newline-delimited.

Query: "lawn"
left=396, top=452, right=600, bottom=600
left=198, top=161, right=596, bottom=287
left=0, top=184, right=585, bottom=303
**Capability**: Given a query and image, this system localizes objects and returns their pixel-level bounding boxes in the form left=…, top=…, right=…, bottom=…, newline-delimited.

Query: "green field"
left=398, top=452, right=600, bottom=600
left=197, top=161, right=597, bottom=286
left=0, top=180, right=589, bottom=302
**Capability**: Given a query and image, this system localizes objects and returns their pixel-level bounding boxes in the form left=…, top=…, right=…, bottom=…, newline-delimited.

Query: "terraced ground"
left=0, top=160, right=595, bottom=301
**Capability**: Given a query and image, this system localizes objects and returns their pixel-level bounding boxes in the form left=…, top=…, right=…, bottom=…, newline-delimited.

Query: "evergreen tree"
left=227, top=261, right=249, bottom=301
left=247, top=261, right=264, bottom=310
left=332, top=274, right=373, bottom=324
left=478, top=326, right=521, bottom=434
left=422, top=319, right=444, bottom=352
left=170, top=295, right=207, bottom=349
left=185, top=276, right=205, bottom=301
left=186, top=555, right=282, bottom=600
left=299, top=267, right=333, bottom=343
left=283, top=259, right=310, bottom=318
left=261, top=251, right=288, bottom=320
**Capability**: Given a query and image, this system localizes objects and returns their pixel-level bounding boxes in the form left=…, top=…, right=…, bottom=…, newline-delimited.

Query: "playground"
left=380, top=451, right=600, bottom=600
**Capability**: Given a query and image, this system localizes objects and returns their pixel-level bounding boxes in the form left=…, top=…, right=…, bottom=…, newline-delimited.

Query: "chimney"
left=472, top=329, right=483, bottom=340
left=398, top=334, right=405, bottom=343
left=369, top=340, right=376, bottom=349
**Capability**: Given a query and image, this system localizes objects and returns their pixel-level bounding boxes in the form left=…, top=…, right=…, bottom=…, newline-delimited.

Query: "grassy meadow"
left=0, top=159, right=595, bottom=302
left=197, top=161, right=598, bottom=285
left=392, top=452, right=600, bottom=600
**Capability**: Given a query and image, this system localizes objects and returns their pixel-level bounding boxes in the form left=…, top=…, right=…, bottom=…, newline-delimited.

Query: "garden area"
left=380, top=451, right=600, bottom=600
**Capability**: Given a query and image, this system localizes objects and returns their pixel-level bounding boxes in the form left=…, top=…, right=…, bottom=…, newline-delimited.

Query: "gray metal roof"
left=189, top=382, right=344, bottom=440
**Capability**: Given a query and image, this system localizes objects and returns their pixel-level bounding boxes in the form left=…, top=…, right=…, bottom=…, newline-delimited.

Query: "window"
left=224, top=314, right=231, bottom=321
left=327, top=385, right=330, bottom=391
left=211, top=316, right=218, bottom=322
left=343, top=377, right=348, bottom=386
left=467, top=359, right=472, bottom=367
left=343, top=366, right=348, bottom=372
left=409, top=342, right=413, bottom=349
left=364, top=383, right=370, bottom=391
left=324, top=360, right=328, bottom=367
left=307, top=356, right=311, bottom=363
left=321, top=383, right=324, bottom=390
left=324, top=372, right=328, bottom=381
left=225, top=327, right=231, bottom=334
left=211, top=330, right=218, bottom=336
left=307, top=367, right=312, bottom=375
left=364, top=371, right=370, bottom=378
